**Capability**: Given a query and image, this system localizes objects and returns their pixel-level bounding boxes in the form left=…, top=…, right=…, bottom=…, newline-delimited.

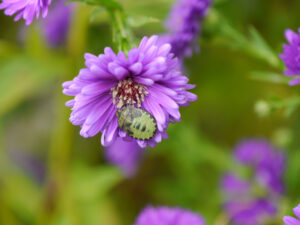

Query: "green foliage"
left=0, top=54, right=68, bottom=117
left=70, top=164, right=122, bottom=201
left=67, top=0, right=122, bottom=10
left=127, top=16, right=160, bottom=28
left=255, top=95, right=300, bottom=118
left=69, top=0, right=133, bottom=53
left=250, top=71, right=291, bottom=84
left=207, top=10, right=282, bottom=68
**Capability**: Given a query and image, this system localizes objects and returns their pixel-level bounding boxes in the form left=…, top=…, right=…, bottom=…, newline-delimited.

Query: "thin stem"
left=110, top=9, right=131, bottom=53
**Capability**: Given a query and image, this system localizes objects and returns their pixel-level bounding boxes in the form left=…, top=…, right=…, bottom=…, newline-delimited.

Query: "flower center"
left=111, top=78, right=148, bottom=108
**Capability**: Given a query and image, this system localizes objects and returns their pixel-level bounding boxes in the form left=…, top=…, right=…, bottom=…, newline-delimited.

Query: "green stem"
left=110, top=9, right=131, bottom=53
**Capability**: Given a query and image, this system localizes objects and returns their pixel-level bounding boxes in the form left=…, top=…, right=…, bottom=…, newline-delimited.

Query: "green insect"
left=116, top=105, right=157, bottom=140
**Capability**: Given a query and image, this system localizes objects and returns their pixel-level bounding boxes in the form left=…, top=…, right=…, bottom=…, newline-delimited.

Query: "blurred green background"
left=1, top=0, right=300, bottom=224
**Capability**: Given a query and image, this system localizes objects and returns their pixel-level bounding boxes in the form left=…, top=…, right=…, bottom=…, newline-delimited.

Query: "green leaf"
left=208, top=10, right=282, bottom=69
left=127, top=16, right=160, bottom=28
left=248, top=26, right=281, bottom=68
left=250, top=71, right=291, bottom=84
left=67, top=0, right=122, bottom=10
left=109, top=9, right=132, bottom=53
left=89, top=7, right=105, bottom=22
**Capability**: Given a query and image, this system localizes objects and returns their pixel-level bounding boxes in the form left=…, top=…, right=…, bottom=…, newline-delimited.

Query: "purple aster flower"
left=0, top=0, right=51, bottom=25
left=40, top=0, right=72, bottom=47
left=235, top=139, right=285, bottom=194
left=105, top=138, right=144, bottom=177
left=63, top=35, right=197, bottom=148
left=221, top=139, right=285, bottom=225
left=279, top=28, right=300, bottom=85
left=134, top=206, right=205, bottom=225
left=164, top=0, right=211, bottom=58
left=224, top=199, right=277, bottom=225
left=283, top=204, right=300, bottom=225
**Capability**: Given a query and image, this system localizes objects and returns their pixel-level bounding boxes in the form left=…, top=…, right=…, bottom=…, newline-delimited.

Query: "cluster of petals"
left=283, top=204, right=300, bottom=225
left=221, top=139, right=285, bottom=225
left=235, top=139, right=285, bottom=194
left=105, top=138, right=143, bottom=177
left=63, top=35, right=197, bottom=148
left=165, top=0, right=211, bottom=58
left=0, top=0, right=51, bottom=25
left=280, top=28, right=300, bottom=85
left=134, top=206, right=205, bottom=225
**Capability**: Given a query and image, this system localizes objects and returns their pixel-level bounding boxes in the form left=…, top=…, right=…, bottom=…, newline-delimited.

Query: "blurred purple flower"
left=235, top=139, right=285, bottom=194
left=41, top=0, right=72, bottom=47
left=9, top=150, right=46, bottom=183
left=164, top=0, right=211, bottom=58
left=0, top=0, right=51, bottom=25
left=222, top=174, right=250, bottom=194
left=224, top=199, right=277, bottom=225
left=279, top=28, right=300, bottom=85
left=221, top=139, right=285, bottom=225
left=63, top=35, right=197, bottom=148
left=283, top=204, right=300, bottom=225
left=134, top=206, right=205, bottom=225
left=105, top=138, right=144, bottom=177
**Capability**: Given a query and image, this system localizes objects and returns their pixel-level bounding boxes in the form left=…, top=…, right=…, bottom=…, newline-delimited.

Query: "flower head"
left=41, top=0, right=72, bottom=47
left=279, top=28, right=300, bottom=85
left=235, top=139, right=285, bottom=194
left=134, top=206, right=205, bottom=225
left=165, top=0, right=211, bottom=58
left=283, top=204, right=300, bottom=225
left=105, top=138, right=144, bottom=177
left=0, top=0, right=51, bottom=25
left=63, top=35, right=197, bottom=148
left=221, top=139, right=285, bottom=225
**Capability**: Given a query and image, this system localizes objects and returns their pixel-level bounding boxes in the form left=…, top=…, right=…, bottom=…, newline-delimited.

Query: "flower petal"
left=101, top=117, right=118, bottom=147
left=283, top=216, right=300, bottom=225
left=293, top=205, right=300, bottom=219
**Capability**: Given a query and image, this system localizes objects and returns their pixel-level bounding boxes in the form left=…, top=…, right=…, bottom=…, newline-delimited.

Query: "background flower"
left=0, top=0, right=51, bottom=25
left=134, top=206, right=205, bottom=225
left=164, top=0, right=211, bottom=58
left=280, top=28, right=300, bottom=85
left=63, top=35, right=197, bottom=148
left=235, top=139, right=285, bottom=194
left=221, top=139, right=285, bottom=225
left=105, top=138, right=144, bottom=177
left=40, top=0, right=72, bottom=47
left=283, top=204, right=300, bottom=225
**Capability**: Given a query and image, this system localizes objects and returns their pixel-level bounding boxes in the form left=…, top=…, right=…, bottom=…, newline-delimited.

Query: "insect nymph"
left=116, top=105, right=157, bottom=140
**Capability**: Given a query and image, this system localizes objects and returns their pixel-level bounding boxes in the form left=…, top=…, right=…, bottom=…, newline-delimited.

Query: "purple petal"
left=294, top=205, right=300, bottom=219
left=283, top=216, right=300, bottom=225
left=105, top=138, right=144, bottom=177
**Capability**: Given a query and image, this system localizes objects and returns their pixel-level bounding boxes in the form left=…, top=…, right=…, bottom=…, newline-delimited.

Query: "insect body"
left=116, top=105, right=157, bottom=140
